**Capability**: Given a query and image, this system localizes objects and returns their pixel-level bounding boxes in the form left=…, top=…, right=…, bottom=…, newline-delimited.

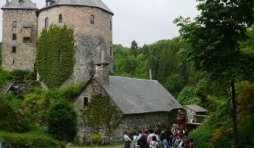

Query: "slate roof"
left=38, top=0, right=113, bottom=14
left=186, top=105, right=207, bottom=113
left=102, top=76, right=183, bottom=115
left=1, top=0, right=38, bottom=10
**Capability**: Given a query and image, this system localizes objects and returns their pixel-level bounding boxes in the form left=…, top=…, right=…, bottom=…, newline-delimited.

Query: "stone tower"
left=36, top=0, right=114, bottom=85
left=1, top=0, right=38, bottom=71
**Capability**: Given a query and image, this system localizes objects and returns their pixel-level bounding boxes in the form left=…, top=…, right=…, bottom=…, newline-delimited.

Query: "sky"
left=0, top=0, right=200, bottom=47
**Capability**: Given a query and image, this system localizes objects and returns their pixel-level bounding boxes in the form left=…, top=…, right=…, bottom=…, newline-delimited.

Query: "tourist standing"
left=124, top=131, right=131, bottom=148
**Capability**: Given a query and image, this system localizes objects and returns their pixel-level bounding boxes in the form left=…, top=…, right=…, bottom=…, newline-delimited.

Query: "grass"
left=67, top=141, right=125, bottom=148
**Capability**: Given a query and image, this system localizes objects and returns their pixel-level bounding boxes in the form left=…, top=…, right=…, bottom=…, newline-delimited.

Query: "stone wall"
left=74, top=79, right=170, bottom=144
left=2, top=9, right=38, bottom=71
left=37, top=5, right=113, bottom=85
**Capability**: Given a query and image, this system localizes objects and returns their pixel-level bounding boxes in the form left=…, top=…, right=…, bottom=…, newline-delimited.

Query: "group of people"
left=123, top=111, right=194, bottom=148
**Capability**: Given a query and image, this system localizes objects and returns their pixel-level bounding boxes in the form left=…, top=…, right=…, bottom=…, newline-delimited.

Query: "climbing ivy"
left=36, top=24, right=75, bottom=89
left=84, top=94, right=123, bottom=137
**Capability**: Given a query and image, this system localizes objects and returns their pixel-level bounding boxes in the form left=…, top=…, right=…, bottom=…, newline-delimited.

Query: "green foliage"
left=10, top=69, right=30, bottom=81
left=0, top=42, right=2, bottom=65
left=0, top=94, right=33, bottom=132
left=48, top=99, right=78, bottom=142
left=36, top=24, right=75, bottom=89
left=0, top=130, right=65, bottom=148
left=23, top=84, right=80, bottom=126
left=164, top=74, right=185, bottom=97
left=84, top=94, right=123, bottom=136
left=0, top=66, right=10, bottom=89
left=177, top=86, right=199, bottom=105
left=130, top=40, right=138, bottom=58
left=90, top=135, right=101, bottom=145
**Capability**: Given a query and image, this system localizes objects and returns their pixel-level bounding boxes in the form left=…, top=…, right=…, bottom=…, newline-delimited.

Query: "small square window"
left=13, top=21, right=17, bottom=28
left=18, top=10, right=23, bottom=14
left=12, top=46, right=16, bottom=53
left=84, top=97, right=88, bottom=107
left=13, top=34, right=17, bottom=40
left=90, top=15, right=94, bottom=24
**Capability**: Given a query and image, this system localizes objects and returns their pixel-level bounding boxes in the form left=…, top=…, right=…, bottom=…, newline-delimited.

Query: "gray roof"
left=186, top=105, right=207, bottom=113
left=102, top=76, right=183, bottom=115
left=39, top=0, right=113, bottom=14
left=1, top=0, right=38, bottom=10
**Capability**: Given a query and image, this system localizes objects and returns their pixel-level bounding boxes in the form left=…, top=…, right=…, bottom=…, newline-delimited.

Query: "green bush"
left=90, top=135, right=101, bottom=145
left=177, top=86, right=200, bottom=105
left=0, top=131, right=65, bottom=148
left=48, top=99, right=78, bottom=142
left=0, top=94, right=33, bottom=132
left=0, top=67, right=10, bottom=88
left=10, top=69, right=30, bottom=81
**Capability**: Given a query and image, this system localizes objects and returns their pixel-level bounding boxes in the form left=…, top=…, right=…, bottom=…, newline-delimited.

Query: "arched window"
left=59, top=14, right=62, bottom=23
left=45, top=17, right=49, bottom=28
left=90, top=15, right=94, bottom=24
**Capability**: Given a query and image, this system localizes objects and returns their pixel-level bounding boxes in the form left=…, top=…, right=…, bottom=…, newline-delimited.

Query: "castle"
left=1, top=0, right=183, bottom=143
left=1, top=0, right=113, bottom=85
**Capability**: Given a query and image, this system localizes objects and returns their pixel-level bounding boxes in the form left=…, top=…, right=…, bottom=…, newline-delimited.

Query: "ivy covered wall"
left=36, top=25, right=75, bottom=89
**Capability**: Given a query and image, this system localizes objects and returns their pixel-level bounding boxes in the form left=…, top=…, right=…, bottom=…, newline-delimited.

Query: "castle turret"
left=1, top=0, right=38, bottom=71
left=36, top=0, right=114, bottom=85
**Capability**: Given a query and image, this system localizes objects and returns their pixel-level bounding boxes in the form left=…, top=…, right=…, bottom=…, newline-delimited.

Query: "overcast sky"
left=0, top=0, right=200, bottom=47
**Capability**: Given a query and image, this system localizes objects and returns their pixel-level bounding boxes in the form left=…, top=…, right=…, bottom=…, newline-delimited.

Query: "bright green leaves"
left=36, top=25, right=75, bottom=89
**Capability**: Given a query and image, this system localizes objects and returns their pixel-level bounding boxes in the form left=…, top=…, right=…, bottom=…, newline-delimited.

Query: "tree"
left=47, top=99, right=78, bottom=142
left=130, top=40, right=138, bottom=58
left=174, top=0, right=254, bottom=147
left=84, top=94, right=122, bottom=141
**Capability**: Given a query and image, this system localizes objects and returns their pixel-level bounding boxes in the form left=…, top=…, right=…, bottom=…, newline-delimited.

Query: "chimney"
left=95, top=51, right=109, bottom=85
left=149, top=69, right=152, bottom=80
left=6, top=0, right=9, bottom=5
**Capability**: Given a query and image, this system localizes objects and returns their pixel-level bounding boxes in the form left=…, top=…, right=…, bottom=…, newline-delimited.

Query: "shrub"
left=0, top=94, right=33, bottom=132
left=47, top=99, right=78, bottom=142
left=0, top=131, right=65, bottom=148
left=10, top=69, right=30, bottom=81
left=90, top=135, right=101, bottom=145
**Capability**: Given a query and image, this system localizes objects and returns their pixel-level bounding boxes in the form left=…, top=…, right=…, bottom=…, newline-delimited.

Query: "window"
left=12, top=46, right=16, bottom=53
left=109, top=21, right=112, bottom=30
left=45, top=17, right=49, bottom=28
left=12, top=34, right=17, bottom=40
left=110, top=47, right=112, bottom=56
left=90, top=15, right=94, bottom=24
left=84, top=97, right=88, bottom=107
left=13, top=21, right=17, bottom=28
left=17, top=10, right=23, bottom=14
left=59, top=14, right=62, bottom=23
left=19, top=0, right=24, bottom=3
left=23, top=37, right=31, bottom=43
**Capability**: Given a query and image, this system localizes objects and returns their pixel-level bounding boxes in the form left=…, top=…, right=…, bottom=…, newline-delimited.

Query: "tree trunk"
left=231, top=80, right=239, bottom=148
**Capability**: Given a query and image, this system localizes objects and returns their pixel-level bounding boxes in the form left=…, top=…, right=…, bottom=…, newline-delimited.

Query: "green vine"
left=36, top=24, right=75, bottom=89
left=83, top=94, right=123, bottom=137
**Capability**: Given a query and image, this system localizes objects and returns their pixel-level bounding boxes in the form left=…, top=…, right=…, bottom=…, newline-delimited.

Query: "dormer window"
left=19, top=0, right=24, bottom=3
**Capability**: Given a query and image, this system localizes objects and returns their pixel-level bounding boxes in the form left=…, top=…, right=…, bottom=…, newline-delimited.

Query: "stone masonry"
left=37, top=5, right=113, bottom=85
left=2, top=7, right=38, bottom=71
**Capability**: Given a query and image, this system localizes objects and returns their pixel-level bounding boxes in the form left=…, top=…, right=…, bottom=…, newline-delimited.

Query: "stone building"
left=1, top=0, right=38, bottom=71
left=1, top=0, right=183, bottom=143
left=74, top=53, right=183, bottom=142
left=2, top=0, right=113, bottom=85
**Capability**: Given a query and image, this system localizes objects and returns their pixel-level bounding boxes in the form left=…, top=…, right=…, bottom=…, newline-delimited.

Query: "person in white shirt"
left=133, top=131, right=141, bottom=148
left=149, top=135, right=159, bottom=148
left=124, top=131, right=131, bottom=148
